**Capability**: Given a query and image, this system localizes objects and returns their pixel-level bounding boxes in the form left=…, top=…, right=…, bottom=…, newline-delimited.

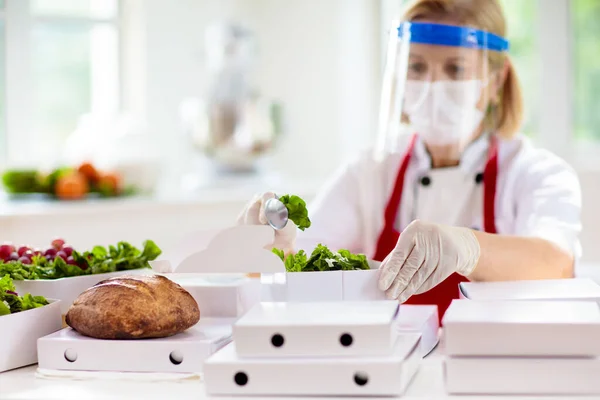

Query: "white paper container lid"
left=165, top=273, right=262, bottom=318
left=236, top=301, right=399, bottom=326
left=232, top=301, right=400, bottom=358
left=459, top=278, right=600, bottom=301
left=443, top=299, right=600, bottom=356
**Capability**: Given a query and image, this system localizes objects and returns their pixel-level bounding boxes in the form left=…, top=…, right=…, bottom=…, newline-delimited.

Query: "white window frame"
left=0, top=3, right=6, bottom=165
left=379, top=0, right=598, bottom=170
left=2, top=0, right=122, bottom=168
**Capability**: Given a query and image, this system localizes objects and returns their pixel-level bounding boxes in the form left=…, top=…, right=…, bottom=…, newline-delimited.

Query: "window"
left=572, top=0, right=600, bottom=143
left=1, top=0, right=120, bottom=167
left=0, top=2, right=5, bottom=166
left=498, top=0, right=539, bottom=138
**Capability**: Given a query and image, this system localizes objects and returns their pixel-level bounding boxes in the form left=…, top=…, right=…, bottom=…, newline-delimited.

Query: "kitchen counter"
left=0, top=349, right=593, bottom=400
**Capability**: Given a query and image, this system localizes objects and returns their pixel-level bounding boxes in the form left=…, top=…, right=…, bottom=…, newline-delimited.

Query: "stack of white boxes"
left=443, top=298, right=600, bottom=395
left=204, top=301, right=423, bottom=397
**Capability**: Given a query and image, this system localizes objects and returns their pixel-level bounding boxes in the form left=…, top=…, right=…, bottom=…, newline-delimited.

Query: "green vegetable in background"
left=0, top=274, right=49, bottom=315
left=272, top=244, right=369, bottom=272
left=1, top=170, right=46, bottom=194
left=279, top=194, right=311, bottom=231
left=1, top=167, right=75, bottom=195
left=42, top=166, right=72, bottom=194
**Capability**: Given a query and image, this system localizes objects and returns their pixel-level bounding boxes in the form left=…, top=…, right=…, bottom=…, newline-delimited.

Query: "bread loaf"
left=66, top=275, right=200, bottom=339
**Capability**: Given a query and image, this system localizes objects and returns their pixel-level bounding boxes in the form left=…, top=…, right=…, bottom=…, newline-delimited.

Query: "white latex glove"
left=237, top=191, right=297, bottom=254
left=378, top=220, right=480, bottom=302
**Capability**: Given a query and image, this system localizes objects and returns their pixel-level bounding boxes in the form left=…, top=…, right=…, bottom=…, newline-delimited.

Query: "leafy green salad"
left=0, top=239, right=162, bottom=281
left=272, top=245, right=370, bottom=272
left=273, top=194, right=370, bottom=272
left=0, top=275, right=49, bottom=316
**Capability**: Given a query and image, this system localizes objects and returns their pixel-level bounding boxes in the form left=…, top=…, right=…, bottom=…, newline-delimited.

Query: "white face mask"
left=403, top=80, right=485, bottom=147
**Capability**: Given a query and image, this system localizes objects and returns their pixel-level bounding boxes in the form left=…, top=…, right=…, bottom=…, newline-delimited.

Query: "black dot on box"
left=169, top=350, right=183, bottom=365
left=340, top=333, right=353, bottom=347
left=64, top=348, right=77, bottom=362
left=234, top=372, right=249, bottom=386
left=354, top=372, right=369, bottom=386
left=271, top=333, right=285, bottom=347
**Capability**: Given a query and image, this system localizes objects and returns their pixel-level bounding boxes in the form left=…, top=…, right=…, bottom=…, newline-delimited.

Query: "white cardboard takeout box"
left=233, top=301, right=400, bottom=358
left=443, top=299, right=600, bottom=357
left=396, top=304, right=439, bottom=357
left=150, top=225, right=386, bottom=304
left=445, top=356, right=600, bottom=395
left=459, top=278, right=600, bottom=303
left=0, top=299, right=62, bottom=372
left=14, top=269, right=153, bottom=315
left=37, top=317, right=234, bottom=374
left=163, top=273, right=261, bottom=318
left=204, top=334, right=422, bottom=397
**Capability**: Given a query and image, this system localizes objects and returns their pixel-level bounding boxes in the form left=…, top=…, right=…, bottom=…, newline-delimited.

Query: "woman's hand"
left=378, top=220, right=480, bottom=302
left=237, top=192, right=297, bottom=255
left=378, top=219, right=575, bottom=302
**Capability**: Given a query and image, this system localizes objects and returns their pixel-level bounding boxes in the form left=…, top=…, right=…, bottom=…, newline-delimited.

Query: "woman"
left=238, top=0, right=581, bottom=320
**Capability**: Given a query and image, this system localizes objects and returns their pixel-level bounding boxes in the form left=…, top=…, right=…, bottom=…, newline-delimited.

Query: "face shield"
left=376, top=22, right=509, bottom=158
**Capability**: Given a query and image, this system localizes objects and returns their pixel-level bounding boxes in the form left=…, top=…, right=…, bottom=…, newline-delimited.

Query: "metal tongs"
left=264, top=196, right=289, bottom=230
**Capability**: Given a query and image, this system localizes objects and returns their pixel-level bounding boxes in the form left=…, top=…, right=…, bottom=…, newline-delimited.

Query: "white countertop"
left=1, top=350, right=594, bottom=400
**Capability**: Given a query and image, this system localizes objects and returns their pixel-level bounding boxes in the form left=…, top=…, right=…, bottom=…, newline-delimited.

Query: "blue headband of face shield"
left=397, top=22, right=510, bottom=52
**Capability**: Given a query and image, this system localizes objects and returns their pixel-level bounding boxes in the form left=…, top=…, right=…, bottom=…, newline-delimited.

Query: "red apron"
left=372, top=134, right=499, bottom=323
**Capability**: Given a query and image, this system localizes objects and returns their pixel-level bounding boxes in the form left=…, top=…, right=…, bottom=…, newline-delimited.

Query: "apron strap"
left=483, top=135, right=499, bottom=234
left=383, top=134, right=418, bottom=224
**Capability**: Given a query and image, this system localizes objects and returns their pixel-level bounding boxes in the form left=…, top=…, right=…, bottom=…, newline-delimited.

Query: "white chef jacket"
left=296, top=133, right=582, bottom=263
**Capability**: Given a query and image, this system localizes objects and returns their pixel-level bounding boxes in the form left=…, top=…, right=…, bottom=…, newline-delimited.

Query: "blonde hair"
left=401, top=0, right=524, bottom=138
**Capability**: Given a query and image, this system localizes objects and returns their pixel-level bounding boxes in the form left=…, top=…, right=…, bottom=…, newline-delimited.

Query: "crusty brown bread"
left=66, top=274, right=200, bottom=339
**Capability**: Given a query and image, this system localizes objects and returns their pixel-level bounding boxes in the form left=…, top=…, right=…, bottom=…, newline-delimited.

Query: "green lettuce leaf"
left=272, top=248, right=285, bottom=261
left=0, top=301, right=10, bottom=316
left=304, top=244, right=337, bottom=271
left=21, top=293, right=49, bottom=311
left=336, top=249, right=370, bottom=270
left=272, top=248, right=307, bottom=272
left=54, top=256, right=88, bottom=278
left=92, top=246, right=108, bottom=259
left=279, top=194, right=311, bottom=231
left=285, top=250, right=308, bottom=272
left=141, top=240, right=162, bottom=261
left=0, top=274, right=16, bottom=293
left=4, top=293, right=22, bottom=313
left=0, top=261, right=39, bottom=280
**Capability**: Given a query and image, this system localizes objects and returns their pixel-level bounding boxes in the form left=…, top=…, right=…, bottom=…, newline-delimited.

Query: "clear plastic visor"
left=376, top=22, right=509, bottom=157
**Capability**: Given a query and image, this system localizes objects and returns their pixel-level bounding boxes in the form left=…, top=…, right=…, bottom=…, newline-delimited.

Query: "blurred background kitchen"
left=0, top=0, right=599, bottom=266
